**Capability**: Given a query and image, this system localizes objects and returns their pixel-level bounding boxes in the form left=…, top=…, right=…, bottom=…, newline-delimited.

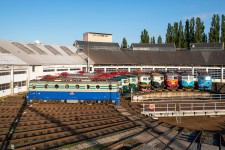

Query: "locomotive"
left=164, top=72, right=179, bottom=89
left=138, top=74, right=151, bottom=91
left=109, top=75, right=129, bottom=95
left=127, top=75, right=138, bottom=90
left=179, top=73, right=194, bottom=89
left=150, top=72, right=164, bottom=90
left=197, top=71, right=212, bottom=91
left=27, top=80, right=120, bottom=105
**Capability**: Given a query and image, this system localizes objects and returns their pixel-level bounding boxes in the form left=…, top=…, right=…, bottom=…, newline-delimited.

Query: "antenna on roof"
left=34, top=40, right=41, bottom=45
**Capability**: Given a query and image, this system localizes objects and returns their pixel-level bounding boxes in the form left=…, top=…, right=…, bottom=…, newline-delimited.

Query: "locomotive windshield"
left=143, top=77, right=149, bottom=81
left=131, top=78, right=136, bottom=82
left=182, top=76, right=188, bottom=80
left=153, top=76, right=164, bottom=80
left=168, top=76, right=177, bottom=80
left=205, top=76, right=211, bottom=80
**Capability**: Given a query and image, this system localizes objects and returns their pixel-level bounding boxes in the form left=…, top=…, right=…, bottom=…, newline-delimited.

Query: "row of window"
left=0, top=81, right=26, bottom=91
left=0, top=72, right=10, bottom=76
left=14, top=71, right=26, bottom=75
left=32, top=84, right=113, bottom=90
left=43, top=68, right=81, bottom=72
left=0, top=83, right=10, bottom=91
left=14, top=81, right=26, bottom=87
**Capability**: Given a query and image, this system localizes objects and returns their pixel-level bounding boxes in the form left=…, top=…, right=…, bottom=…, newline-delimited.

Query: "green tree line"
left=121, top=14, right=225, bottom=48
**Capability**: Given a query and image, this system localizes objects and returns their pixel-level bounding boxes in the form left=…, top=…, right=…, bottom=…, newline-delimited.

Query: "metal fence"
left=133, top=94, right=225, bottom=102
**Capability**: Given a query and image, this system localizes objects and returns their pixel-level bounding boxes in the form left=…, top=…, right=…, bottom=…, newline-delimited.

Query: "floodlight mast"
left=87, top=41, right=89, bottom=73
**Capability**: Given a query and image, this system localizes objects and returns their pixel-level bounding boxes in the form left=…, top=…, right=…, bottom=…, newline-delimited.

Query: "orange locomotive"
left=164, top=72, right=179, bottom=89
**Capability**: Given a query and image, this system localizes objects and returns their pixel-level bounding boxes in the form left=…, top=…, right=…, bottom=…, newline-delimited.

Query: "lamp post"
left=87, top=41, right=89, bottom=73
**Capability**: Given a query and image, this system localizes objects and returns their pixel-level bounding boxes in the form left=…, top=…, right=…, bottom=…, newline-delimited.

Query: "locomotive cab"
left=151, top=73, right=164, bottom=90
left=197, top=74, right=212, bottom=91
left=138, top=74, right=151, bottom=91
left=165, top=73, right=179, bottom=89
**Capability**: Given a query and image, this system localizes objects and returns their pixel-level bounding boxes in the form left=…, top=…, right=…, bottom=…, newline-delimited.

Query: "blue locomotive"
left=197, top=71, right=212, bottom=91
left=27, top=80, right=120, bottom=105
left=179, top=73, right=194, bottom=89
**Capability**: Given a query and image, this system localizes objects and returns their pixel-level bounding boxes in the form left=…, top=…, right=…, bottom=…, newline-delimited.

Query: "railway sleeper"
left=11, top=122, right=136, bottom=149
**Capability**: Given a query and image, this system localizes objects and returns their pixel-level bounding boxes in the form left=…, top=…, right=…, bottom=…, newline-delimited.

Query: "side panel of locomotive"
left=27, top=80, right=120, bottom=105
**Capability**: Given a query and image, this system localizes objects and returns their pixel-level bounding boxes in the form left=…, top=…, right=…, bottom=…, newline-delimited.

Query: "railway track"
left=1, top=95, right=225, bottom=150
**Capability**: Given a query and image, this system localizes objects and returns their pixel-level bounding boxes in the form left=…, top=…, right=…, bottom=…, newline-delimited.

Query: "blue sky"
left=0, top=0, right=225, bottom=46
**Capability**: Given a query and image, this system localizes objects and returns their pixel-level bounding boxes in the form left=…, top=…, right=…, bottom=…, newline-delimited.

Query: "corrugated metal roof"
left=0, top=40, right=86, bottom=65
left=0, top=53, right=27, bottom=65
left=74, top=40, right=120, bottom=50
left=82, top=48, right=225, bottom=66
left=190, top=42, right=224, bottom=51
left=131, top=43, right=176, bottom=51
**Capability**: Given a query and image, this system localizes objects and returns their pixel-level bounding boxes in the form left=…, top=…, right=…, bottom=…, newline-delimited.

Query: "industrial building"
left=0, top=38, right=225, bottom=98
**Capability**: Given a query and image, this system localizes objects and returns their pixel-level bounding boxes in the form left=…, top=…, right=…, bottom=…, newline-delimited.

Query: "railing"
left=133, top=94, right=225, bottom=102
left=142, top=102, right=225, bottom=118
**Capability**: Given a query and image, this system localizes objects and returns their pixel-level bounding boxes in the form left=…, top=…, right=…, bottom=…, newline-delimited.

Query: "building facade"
left=83, top=32, right=112, bottom=43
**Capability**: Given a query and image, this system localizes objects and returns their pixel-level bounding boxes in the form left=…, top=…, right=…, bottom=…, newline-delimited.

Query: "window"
left=154, top=68, right=166, bottom=72
left=208, top=68, right=221, bottom=80
left=205, top=76, right=211, bottom=80
left=57, top=69, right=68, bottom=71
left=142, top=68, right=153, bottom=72
left=44, top=84, right=48, bottom=89
left=14, top=81, right=26, bottom=87
left=65, top=84, right=69, bottom=89
left=143, top=77, right=148, bottom=81
left=118, top=68, right=128, bottom=71
left=131, top=78, right=136, bottom=82
left=14, top=71, right=26, bottom=75
left=96, top=85, right=100, bottom=89
left=182, top=76, right=188, bottom=80
left=167, top=68, right=178, bottom=72
left=109, top=85, right=112, bottom=90
left=75, top=85, right=79, bottom=89
left=180, top=68, right=192, bottom=75
left=32, top=66, right=35, bottom=72
left=106, top=68, right=116, bottom=72
left=194, top=68, right=206, bottom=78
left=55, top=84, right=59, bottom=89
left=70, top=68, right=80, bottom=71
left=87, top=85, right=90, bottom=89
left=0, top=72, right=10, bottom=76
left=0, top=83, right=10, bottom=91
left=43, top=69, right=55, bottom=72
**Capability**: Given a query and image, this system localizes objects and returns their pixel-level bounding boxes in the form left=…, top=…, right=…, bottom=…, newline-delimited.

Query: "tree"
left=190, top=17, right=195, bottom=43
left=140, top=29, right=150, bottom=43
left=184, top=19, right=190, bottom=48
left=221, top=15, right=225, bottom=43
left=178, top=21, right=184, bottom=48
left=202, top=33, right=208, bottom=43
left=152, top=36, right=155, bottom=44
left=209, top=14, right=220, bottom=42
left=121, top=37, right=128, bottom=48
left=166, top=23, right=173, bottom=43
left=195, top=17, right=205, bottom=43
left=157, top=35, right=162, bottom=44
left=173, top=22, right=179, bottom=47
